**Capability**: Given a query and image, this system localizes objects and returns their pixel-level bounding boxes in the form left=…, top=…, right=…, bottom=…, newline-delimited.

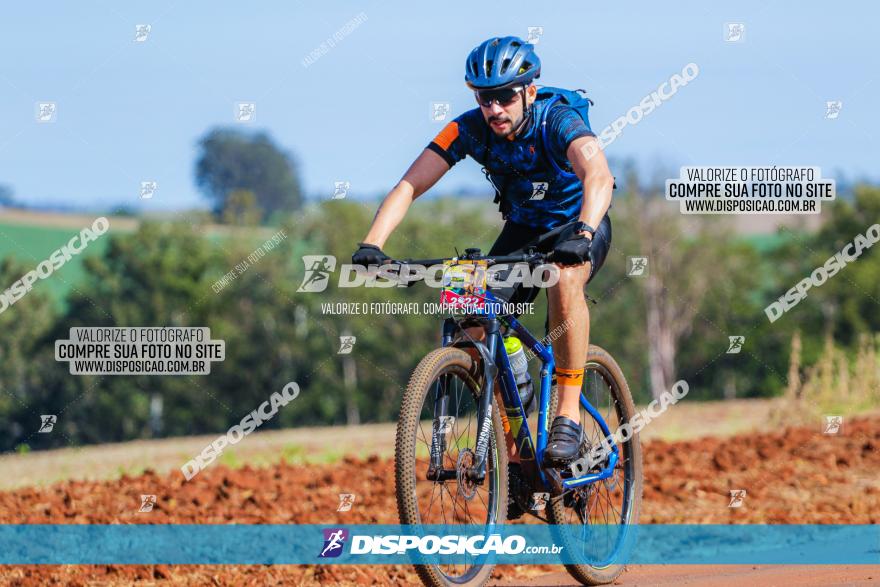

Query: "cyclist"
left=352, top=36, right=614, bottom=471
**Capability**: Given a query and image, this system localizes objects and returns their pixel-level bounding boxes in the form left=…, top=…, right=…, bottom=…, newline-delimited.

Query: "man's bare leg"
left=456, top=268, right=591, bottom=512
left=547, top=262, right=592, bottom=422
left=461, top=260, right=592, bottom=466
left=540, top=261, right=592, bottom=467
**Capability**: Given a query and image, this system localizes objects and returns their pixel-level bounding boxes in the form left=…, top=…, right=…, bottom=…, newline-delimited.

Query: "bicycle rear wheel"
left=395, top=346, right=508, bottom=587
left=548, top=344, right=643, bottom=585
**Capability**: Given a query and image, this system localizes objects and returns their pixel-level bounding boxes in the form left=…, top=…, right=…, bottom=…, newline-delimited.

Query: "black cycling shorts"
left=487, top=214, right=612, bottom=306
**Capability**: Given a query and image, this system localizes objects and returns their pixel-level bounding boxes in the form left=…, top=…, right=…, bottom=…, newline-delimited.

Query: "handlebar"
left=388, top=247, right=553, bottom=268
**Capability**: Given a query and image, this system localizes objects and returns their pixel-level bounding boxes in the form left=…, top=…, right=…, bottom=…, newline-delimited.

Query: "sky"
left=0, top=1, right=877, bottom=211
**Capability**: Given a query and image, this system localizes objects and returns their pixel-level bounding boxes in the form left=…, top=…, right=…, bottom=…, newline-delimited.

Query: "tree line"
left=1, top=158, right=878, bottom=452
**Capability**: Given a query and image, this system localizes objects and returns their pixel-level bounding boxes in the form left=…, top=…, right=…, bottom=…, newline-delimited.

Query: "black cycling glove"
left=351, top=242, right=390, bottom=267
left=551, top=233, right=592, bottom=266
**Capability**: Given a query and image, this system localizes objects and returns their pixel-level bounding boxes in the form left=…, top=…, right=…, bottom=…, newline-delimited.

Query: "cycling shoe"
left=542, top=416, right=583, bottom=468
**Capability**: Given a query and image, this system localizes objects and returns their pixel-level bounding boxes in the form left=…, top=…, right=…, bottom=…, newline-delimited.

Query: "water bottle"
left=503, top=336, right=535, bottom=415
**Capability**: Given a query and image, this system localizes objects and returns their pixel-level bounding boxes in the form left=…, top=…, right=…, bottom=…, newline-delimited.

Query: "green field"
left=0, top=212, right=294, bottom=308
left=0, top=221, right=114, bottom=306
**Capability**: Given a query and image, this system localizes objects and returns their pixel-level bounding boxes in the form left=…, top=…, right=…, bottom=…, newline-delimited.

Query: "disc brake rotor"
left=456, top=448, right=478, bottom=500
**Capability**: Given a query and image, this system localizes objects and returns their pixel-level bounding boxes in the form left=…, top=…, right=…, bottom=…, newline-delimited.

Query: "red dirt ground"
left=1, top=416, right=878, bottom=586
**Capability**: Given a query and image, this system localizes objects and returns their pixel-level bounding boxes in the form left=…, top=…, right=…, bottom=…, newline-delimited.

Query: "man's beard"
left=488, top=114, right=518, bottom=138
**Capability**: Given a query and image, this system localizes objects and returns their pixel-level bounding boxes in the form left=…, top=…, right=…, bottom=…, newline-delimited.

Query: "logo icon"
left=332, top=181, right=350, bottom=200
left=235, top=102, right=256, bottom=123
left=627, top=256, right=648, bottom=277
left=431, top=102, right=451, bottom=122
left=297, top=255, right=336, bottom=293
left=727, top=336, right=745, bottom=354
left=140, top=181, right=158, bottom=200
left=338, top=335, right=356, bottom=355
left=134, top=24, right=151, bottom=42
left=824, top=101, right=842, bottom=120
left=38, top=415, right=57, bottom=433
left=529, top=492, right=549, bottom=511
left=436, top=416, right=455, bottom=435
left=724, top=23, right=745, bottom=43
left=823, top=415, right=843, bottom=435
left=319, top=528, right=349, bottom=558
left=529, top=181, right=549, bottom=201
left=728, top=489, right=746, bottom=508
left=337, top=493, right=356, bottom=512
left=139, top=494, right=157, bottom=513
left=526, top=26, right=544, bottom=44
left=36, top=102, right=57, bottom=123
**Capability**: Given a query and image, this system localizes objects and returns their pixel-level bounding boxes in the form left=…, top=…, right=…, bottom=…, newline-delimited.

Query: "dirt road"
left=1, top=415, right=877, bottom=585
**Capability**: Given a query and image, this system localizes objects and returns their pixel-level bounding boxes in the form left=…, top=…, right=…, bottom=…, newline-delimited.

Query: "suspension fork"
left=429, top=318, right=498, bottom=482
left=468, top=318, right=500, bottom=482
left=428, top=376, right=450, bottom=474
left=428, top=319, right=458, bottom=474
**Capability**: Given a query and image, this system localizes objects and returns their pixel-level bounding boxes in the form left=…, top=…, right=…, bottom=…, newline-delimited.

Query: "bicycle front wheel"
left=548, top=344, right=643, bottom=585
left=395, top=346, right=508, bottom=587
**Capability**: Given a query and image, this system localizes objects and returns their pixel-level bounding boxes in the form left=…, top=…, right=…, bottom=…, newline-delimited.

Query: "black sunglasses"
left=475, top=86, right=523, bottom=108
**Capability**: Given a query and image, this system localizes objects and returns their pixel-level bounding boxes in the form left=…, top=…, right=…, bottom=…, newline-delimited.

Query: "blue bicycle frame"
left=440, top=290, right=620, bottom=493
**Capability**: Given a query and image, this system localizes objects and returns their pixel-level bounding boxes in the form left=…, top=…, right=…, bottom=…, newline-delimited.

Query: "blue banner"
left=0, top=524, right=877, bottom=565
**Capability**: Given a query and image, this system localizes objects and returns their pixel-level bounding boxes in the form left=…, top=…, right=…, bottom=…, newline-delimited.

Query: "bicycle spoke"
left=405, top=353, right=498, bottom=587
left=558, top=359, right=637, bottom=557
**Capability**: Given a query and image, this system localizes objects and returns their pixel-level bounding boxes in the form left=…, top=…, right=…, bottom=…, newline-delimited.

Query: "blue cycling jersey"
left=427, top=96, right=594, bottom=230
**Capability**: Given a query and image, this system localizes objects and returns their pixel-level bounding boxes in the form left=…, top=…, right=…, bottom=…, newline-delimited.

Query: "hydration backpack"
left=536, top=86, right=594, bottom=178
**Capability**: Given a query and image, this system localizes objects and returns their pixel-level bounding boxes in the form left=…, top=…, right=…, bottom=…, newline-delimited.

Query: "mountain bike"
left=393, top=247, right=643, bottom=587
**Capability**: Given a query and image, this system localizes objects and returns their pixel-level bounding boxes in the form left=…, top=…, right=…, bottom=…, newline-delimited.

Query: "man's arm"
left=360, top=149, right=450, bottom=248
left=567, top=136, right=614, bottom=235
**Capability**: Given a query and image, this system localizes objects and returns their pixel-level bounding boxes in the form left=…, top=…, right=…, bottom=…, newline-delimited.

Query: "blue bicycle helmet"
left=465, top=36, right=541, bottom=90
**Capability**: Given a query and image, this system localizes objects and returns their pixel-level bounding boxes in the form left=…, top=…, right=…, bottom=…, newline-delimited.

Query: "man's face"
left=477, top=85, right=537, bottom=138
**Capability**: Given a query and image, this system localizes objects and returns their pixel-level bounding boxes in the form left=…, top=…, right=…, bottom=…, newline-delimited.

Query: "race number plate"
left=439, top=259, right=488, bottom=312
